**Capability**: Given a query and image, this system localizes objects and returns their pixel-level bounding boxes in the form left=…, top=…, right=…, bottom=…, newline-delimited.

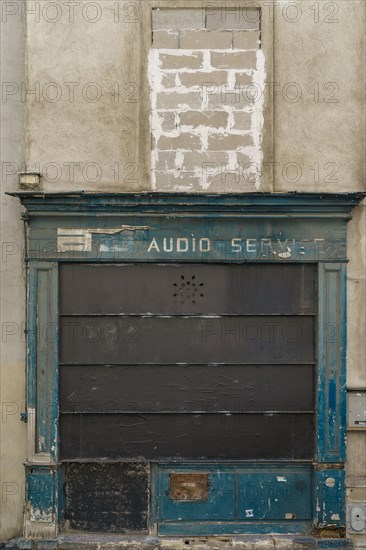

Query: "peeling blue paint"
left=154, top=464, right=313, bottom=535
left=26, top=466, right=55, bottom=522
left=10, top=192, right=363, bottom=540
left=317, top=264, right=347, bottom=463
left=314, top=469, right=346, bottom=529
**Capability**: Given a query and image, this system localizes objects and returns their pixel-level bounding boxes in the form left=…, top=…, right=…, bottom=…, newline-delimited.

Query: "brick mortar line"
left=149, top=46, right=264, bottom=190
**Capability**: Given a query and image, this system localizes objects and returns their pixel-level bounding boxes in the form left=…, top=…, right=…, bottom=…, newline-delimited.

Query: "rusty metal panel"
left=59, top=413, right=314, bottom=460
left=65, top=463, right=148, bottom=532
left=169, top=473, right=209, bottom=501
left=60, top=263, right=316, bottom=315
left=59, top=364, right=314, bottom=413
left=60, top=316, right=315, bottom=365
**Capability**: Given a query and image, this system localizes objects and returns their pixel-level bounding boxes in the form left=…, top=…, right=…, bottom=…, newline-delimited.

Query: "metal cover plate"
left=170, top=473, right=209, bottom=501
left=347, top=392, right=366, bottom=429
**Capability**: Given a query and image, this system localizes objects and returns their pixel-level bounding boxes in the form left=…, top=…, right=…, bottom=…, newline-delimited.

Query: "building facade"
left=1, top=1, right=365, bottom=548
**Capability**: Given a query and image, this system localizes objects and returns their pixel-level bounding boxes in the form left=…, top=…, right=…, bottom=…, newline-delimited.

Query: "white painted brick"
left=154, top=152, right=178, bottom=172
left=180, top=30, right=232, bottom=49
left=179, top=71, right=227, bottom=88
left=236, top=153, right=253, bottom=168
left=156, top=92, right=202, bottom=110
left=179, top=110, right=228, bottom=128
left=235, top=73, right=253, bottom=86
left=149, top=11, right=265, bottom=193
left=208, top=133, right=253, bottom=150
left=161, top=73, right=177, bottom=88
left=157, top=133, right=202, bottom=151
left=152, top=30, right=179, bottom=49
left=159, top=52, right=204, bottom=70
left=211, top=51, right=257, bottom=69
left=154, top=171, right=202, bottom=191
left=159, top=112, right=177, bottom=132
left=206, top=88, right=253, bottom=110
left=233, top=30, right=261, bottom=50
left=184, top=151, right=230, bottom=173
left=155, top=151, right=229, bottom=173
left=232, top=112, right=252, bottom=131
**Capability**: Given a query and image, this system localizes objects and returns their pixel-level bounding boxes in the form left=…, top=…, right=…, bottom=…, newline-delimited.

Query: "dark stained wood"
left=60, top=264, right=316, bottom=315
left=60, top=316, right=315, bottom=365
left=170, top=473, right=209, bottom=501
left=59, top=263, right=316, bottom=463
left=59, top=364, right=314, bottom=413
left=66, top=463, right=148, bottom=532
left=60, top=414, right=314, bottom=461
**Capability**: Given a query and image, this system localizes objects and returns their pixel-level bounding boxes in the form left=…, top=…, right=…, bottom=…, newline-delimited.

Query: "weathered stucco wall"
left=0, top=0, right=27, bottom=541
left=274, top=0, right=365, bottom=192
left=25, top=0, right=149, bottom=192
left=0, top=0, right=365, bottom=542
left=22, top=0, right=365, bottom=194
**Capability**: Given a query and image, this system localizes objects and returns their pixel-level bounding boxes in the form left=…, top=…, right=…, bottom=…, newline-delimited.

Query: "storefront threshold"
left=5, top=534, right=354, bottom=550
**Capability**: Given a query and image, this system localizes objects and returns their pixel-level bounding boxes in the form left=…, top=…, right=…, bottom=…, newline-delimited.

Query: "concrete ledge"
left=5, top=535, right=354, bottom=550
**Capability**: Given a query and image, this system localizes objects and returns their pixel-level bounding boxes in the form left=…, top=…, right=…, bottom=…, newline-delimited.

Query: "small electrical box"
left=347, top=504, right=366, bottom=533
left=347, top=392, right=366, bottom=429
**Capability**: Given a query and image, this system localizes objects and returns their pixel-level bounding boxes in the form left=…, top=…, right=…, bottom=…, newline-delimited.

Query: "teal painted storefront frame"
left=9, top=191, right=364, bottom=540
left=150, top=463, right=314, bottom=535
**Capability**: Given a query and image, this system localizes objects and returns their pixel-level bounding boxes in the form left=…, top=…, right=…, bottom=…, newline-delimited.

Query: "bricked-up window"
left=149, top=8, right=264, bottom=192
